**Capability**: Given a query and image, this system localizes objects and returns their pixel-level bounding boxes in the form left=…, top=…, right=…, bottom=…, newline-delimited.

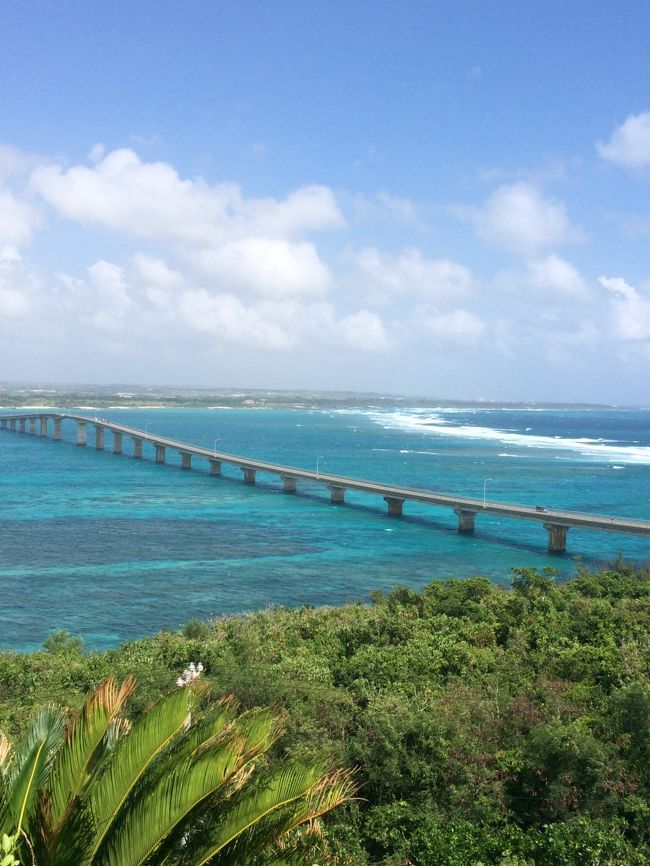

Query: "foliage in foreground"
left=0, top=678, right=354, bottom=866
left=1, top=562, right=649, bottom=864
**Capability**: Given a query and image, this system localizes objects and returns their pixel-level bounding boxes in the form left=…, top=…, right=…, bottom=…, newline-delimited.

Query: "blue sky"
left=1, top=0, right=650, bottom=403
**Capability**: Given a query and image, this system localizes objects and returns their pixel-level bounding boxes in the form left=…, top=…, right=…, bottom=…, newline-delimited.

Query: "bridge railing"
left=2, top=411, right=650, bottom=555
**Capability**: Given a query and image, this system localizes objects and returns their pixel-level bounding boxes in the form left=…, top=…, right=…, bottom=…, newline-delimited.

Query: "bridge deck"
left=2, top=413, right=650, bottom=549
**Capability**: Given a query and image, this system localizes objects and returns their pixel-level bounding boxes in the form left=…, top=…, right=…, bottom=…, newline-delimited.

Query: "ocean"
left=1, top=404, right=649, bottom=651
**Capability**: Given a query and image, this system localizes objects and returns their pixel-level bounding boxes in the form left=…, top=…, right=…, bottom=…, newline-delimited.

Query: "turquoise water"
left=1, top=405, right=649, bottom=651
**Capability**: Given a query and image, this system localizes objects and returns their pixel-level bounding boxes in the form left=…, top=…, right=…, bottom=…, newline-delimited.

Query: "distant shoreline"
left=0, top=384, right=629, bottom=412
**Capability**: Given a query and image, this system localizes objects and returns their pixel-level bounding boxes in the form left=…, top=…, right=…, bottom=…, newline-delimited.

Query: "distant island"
left=0, top=382, right=621, bottom=411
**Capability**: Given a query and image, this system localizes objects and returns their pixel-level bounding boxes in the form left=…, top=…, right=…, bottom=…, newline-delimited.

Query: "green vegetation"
left=0, top=678, right=354, bottom=866
left=0, top=383, right=613, bottom=411
left=1, top=562, right=649, bottom=865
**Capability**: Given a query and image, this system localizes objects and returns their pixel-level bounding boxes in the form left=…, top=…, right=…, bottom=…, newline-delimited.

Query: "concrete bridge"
left=2, top=411, right=650, bottom=555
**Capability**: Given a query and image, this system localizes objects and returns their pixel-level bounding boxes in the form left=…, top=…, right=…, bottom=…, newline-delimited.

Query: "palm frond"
left=0, top=735, right=11, bottom=772
left=47, top=677, right=135, bottom=832
left=0, top=708, right=64, bottom=836
left=0, top=735, right=12, bottom=827
left=28, top=788, right=96, bottom=866
left=176, top=763, right=356, bottom=866
left=149, top=697, right=237, bottom=780
left=95, top=742, right=250, bottom=866
left=228, top=707, right=285, bottom=758
left=87, top=685, right=193, bottom=858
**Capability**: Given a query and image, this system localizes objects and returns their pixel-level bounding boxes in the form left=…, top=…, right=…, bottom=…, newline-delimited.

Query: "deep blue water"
left=1, top=405, right=649, bottom=651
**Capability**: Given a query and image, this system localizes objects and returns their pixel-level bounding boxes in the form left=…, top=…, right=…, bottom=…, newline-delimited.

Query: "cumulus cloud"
left=0, top=145, right=38, bottom=181
left=194, top=237, right=330, bottom=298
left=30, top=148, right=343, bottom=246
left=0, top=190, right=42, bottom=247
left=47, top=248, right=386, bottom=357
left=597, top=112, right=650, bottom=169
left=525, top=255, right=589, bottom=298
left=599, top=275, right=650, bottom=341
left=336, top=309, right=389, bottom=352
left=131, top=253, right=184, bottom=309
left=416, top=307, right=485, bottom=345
left=88, top=260, right=132, bottom=310
left=177, top=289, right=295, bottom=351
left=0, top=248, right=36, bottom=320
left=29, top=147, right=341, bottom=303
left=463, top=182, right=582, bottom=257
left=352, top=246, right=474, bottom=303
left=498, top=254, right=590, bottom=299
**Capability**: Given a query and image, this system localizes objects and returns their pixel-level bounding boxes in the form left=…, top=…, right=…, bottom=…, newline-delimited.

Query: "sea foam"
left=364, top=409, right=650, bottom=465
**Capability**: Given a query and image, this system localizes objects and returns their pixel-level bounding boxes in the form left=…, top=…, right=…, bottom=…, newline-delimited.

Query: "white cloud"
left=0, top=250, right=36, bottom=319
left=597, top=112, right=650, bottom=169
left=51, top=260, right=135, bottom=334
left=599, top=275, right=650, bottom=341
left=88, top=143, right=106, bottom=164
left=132, top=253, right=182, bottom=288
left=336, top=309, right=389, bottom=352
left=352, top=246, right=474, bottom=303
left=132, top=253, right=184, bottom=309
left=47, top=249, right=389, bottom=358
left=0, top=145, right=37, bottom=180
left=525, top=255, right=589, bottom=299
left=0, top=190, right=42, bottom=247
left=29, top=147, right=341, bottom=304
left=194, top=237, right=330, bottom=298
left=30, top=148, right=344, bottom=247
left=88, top=260, right=132, bottom=311
left=464, top=182, right=582, bottom=257
left=0, top=245, right=21, bottom=265
left=498, top=254, right=590, bottom=299
left=177, top=289, right=295, bottom=351
left=417, top=307, right=485, bottom=345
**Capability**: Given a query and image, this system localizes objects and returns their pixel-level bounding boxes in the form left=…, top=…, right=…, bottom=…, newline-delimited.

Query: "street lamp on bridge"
left=483, top=477, right=493, bottom=508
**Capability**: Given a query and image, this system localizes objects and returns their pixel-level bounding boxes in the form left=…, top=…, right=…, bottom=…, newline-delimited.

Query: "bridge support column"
left=39, top=418, right=48, bottom=437
left=0, top=419, right=5, bottom=428
left=180, top=452, right=192, bottom=470
left=455, top=508, right=477, bottom=534
left=282, top=476, right=297, bottom=493
left=209, top=459, right=221, bottom=476
left=155, top=444, right=166, bottom=464
left=76, top=421, right=87, bottom=446
left=95, top=426, right=104, bottom=450
left=15, top=418, right=22, bottom=431
left=53, top=418, right=62, bottom=440
left=113, top=431, right=122, bottom=455
left=329, top=485, right=345, bottom=504
left=29, top=418, right=36, bottom=435
left=544, top=523, right=568, bottom=554
left=384, top=496, right=404, bottom=517
left=241, top=466, right=256, bottom=484
left=9, top=418, right=16, bottom=431
left=132, top=437, right=142, bottom=458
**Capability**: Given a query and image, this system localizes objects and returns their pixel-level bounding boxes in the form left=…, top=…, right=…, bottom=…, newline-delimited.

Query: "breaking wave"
left=363, top=409, right=650, bottom=465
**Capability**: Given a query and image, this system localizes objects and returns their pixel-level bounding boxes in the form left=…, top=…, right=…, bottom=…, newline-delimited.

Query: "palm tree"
left=0, top=677, right=355, bottom=866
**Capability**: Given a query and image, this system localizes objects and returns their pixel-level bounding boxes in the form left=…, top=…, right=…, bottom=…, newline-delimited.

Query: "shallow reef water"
left=1, top=405, right=649, bottom=650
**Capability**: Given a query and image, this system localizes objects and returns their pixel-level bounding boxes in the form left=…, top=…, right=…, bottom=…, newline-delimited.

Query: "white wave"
left=364, top=410, right=650, bottom=465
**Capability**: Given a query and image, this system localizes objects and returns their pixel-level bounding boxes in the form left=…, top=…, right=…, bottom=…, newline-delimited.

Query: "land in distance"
left=0, top=382, right=621, bottom=411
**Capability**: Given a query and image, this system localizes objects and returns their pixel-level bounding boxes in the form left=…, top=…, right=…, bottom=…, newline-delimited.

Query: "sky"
left=1, top=0, right=650, bottom=404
